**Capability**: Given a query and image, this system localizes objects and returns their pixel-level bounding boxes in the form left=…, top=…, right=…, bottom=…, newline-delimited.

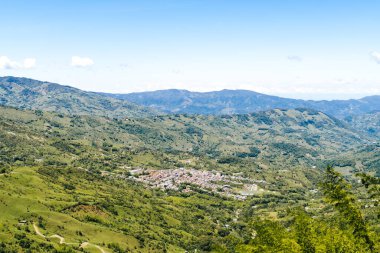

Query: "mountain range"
left=2, top=76, right=380, bottom=121
left=103, top=89, right=380, bottom=119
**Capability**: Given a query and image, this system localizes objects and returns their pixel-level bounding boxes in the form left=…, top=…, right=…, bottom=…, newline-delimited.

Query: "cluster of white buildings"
left=128, top=167, right=261, bottom=200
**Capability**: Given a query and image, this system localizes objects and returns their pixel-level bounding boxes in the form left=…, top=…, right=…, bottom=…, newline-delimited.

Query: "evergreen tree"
left=320, top=166, right=374, bottom=251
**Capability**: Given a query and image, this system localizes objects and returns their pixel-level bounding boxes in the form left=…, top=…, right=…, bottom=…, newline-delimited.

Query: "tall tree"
left=357, top=172, right=380, bottom=202
left=320, top=166, right=374, bottom=251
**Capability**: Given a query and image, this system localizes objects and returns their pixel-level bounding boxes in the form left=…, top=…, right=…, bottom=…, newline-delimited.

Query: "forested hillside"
left=0, top=106, right=369, bottom=176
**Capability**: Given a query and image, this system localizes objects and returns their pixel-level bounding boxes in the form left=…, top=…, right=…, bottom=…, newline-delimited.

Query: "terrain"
left=0, top=76, right=380, bottom=252
left=0, top=105, right=370, bottom=181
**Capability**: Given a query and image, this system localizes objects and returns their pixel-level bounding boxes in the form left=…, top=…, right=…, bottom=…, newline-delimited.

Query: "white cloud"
left=0, top=56, right=36, bottom=69
left=370, top=51, right=380, bottom=64
left=71, top=56, right=94, bottom=67
left=0, top=56, right=18, bottom=69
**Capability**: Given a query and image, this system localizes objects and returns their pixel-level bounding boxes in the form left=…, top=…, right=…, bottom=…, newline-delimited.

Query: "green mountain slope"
left=0, top=106, right=369, bottom=184
left=0, top=166, right=243, bottom=252
left=0, top=76, right=157, bottom=118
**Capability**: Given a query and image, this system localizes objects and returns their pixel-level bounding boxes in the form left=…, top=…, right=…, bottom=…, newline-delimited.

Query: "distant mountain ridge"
left=2, top=76, right=380, bottom=120
left=105, top=89, right=380, bottom=119
left=0, top=76, right=157, bottom=118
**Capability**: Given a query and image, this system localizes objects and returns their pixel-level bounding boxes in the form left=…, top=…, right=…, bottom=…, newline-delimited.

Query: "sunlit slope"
left=0, top=105, right=374, bottom=195
left=0, top=106, right=366, bottom=171
left=0, top=166, right=240, bottom=252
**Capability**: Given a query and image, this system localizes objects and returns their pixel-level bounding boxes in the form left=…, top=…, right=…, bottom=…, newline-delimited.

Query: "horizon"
left=1, top=75, right=378, bottom=101
left=1, top=1, right=380, bottom=100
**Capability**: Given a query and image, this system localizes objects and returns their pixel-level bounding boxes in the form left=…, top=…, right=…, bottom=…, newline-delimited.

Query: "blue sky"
left=1, top=0, right=380, bottom=99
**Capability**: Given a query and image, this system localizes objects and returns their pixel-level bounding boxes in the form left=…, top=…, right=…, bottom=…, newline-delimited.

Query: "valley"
left=0, top=77, right=379, bottom=252
left=125, top=167, right=265, bottom=200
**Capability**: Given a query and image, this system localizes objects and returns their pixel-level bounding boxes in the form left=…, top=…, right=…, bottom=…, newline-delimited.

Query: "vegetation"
left=1, top=77, right=380, bottom=252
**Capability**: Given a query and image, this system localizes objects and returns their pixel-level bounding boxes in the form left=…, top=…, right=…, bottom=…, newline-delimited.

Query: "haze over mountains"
left=105, top=89, right=380, bottom=119
left=1, top=76, right=380, bottom=121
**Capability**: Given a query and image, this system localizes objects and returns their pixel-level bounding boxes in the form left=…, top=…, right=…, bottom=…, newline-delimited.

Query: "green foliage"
left=320, top=166, right=374, bottom=251
left=358, top=173, right=380, bottom=200
left=357, top=173, right=380, bottom=220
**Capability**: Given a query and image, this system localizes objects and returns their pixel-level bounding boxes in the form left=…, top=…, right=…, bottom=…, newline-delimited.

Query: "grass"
left=0, top=167, right=143, bottom=252
left=0, top=166, right=248, bottom=252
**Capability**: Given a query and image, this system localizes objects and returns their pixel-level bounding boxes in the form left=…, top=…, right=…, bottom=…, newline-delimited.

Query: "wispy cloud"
left=287, top=55, right=303, bottom=62
left=370, top=51, right=380, bottom=64
left=23, top=58, right=36, bottom=69
left=0, top=56, right=36, bottom=69
left=171, top=68, right=181, bottom=74
left=71, top=56, right=94, bottom=67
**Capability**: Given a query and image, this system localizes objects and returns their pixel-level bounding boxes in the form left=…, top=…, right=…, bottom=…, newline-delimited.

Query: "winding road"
left=33, top=223, right=107, bottom=253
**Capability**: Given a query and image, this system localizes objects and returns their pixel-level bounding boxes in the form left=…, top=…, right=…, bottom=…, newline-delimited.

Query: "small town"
left=125, top=167, right=263, bottom=199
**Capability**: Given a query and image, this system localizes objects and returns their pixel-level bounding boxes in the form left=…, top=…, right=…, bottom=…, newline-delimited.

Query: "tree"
left=357, top=172, right=380, bottom=201
left=320, top=166, right=374, bottom=251
left=291, top=210, right=316, bottom=253
left=357, top=172, right=380, bottom=225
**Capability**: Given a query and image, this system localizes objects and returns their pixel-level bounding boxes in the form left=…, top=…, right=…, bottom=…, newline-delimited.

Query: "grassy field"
left=0, top=166, right=248, bottom=252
